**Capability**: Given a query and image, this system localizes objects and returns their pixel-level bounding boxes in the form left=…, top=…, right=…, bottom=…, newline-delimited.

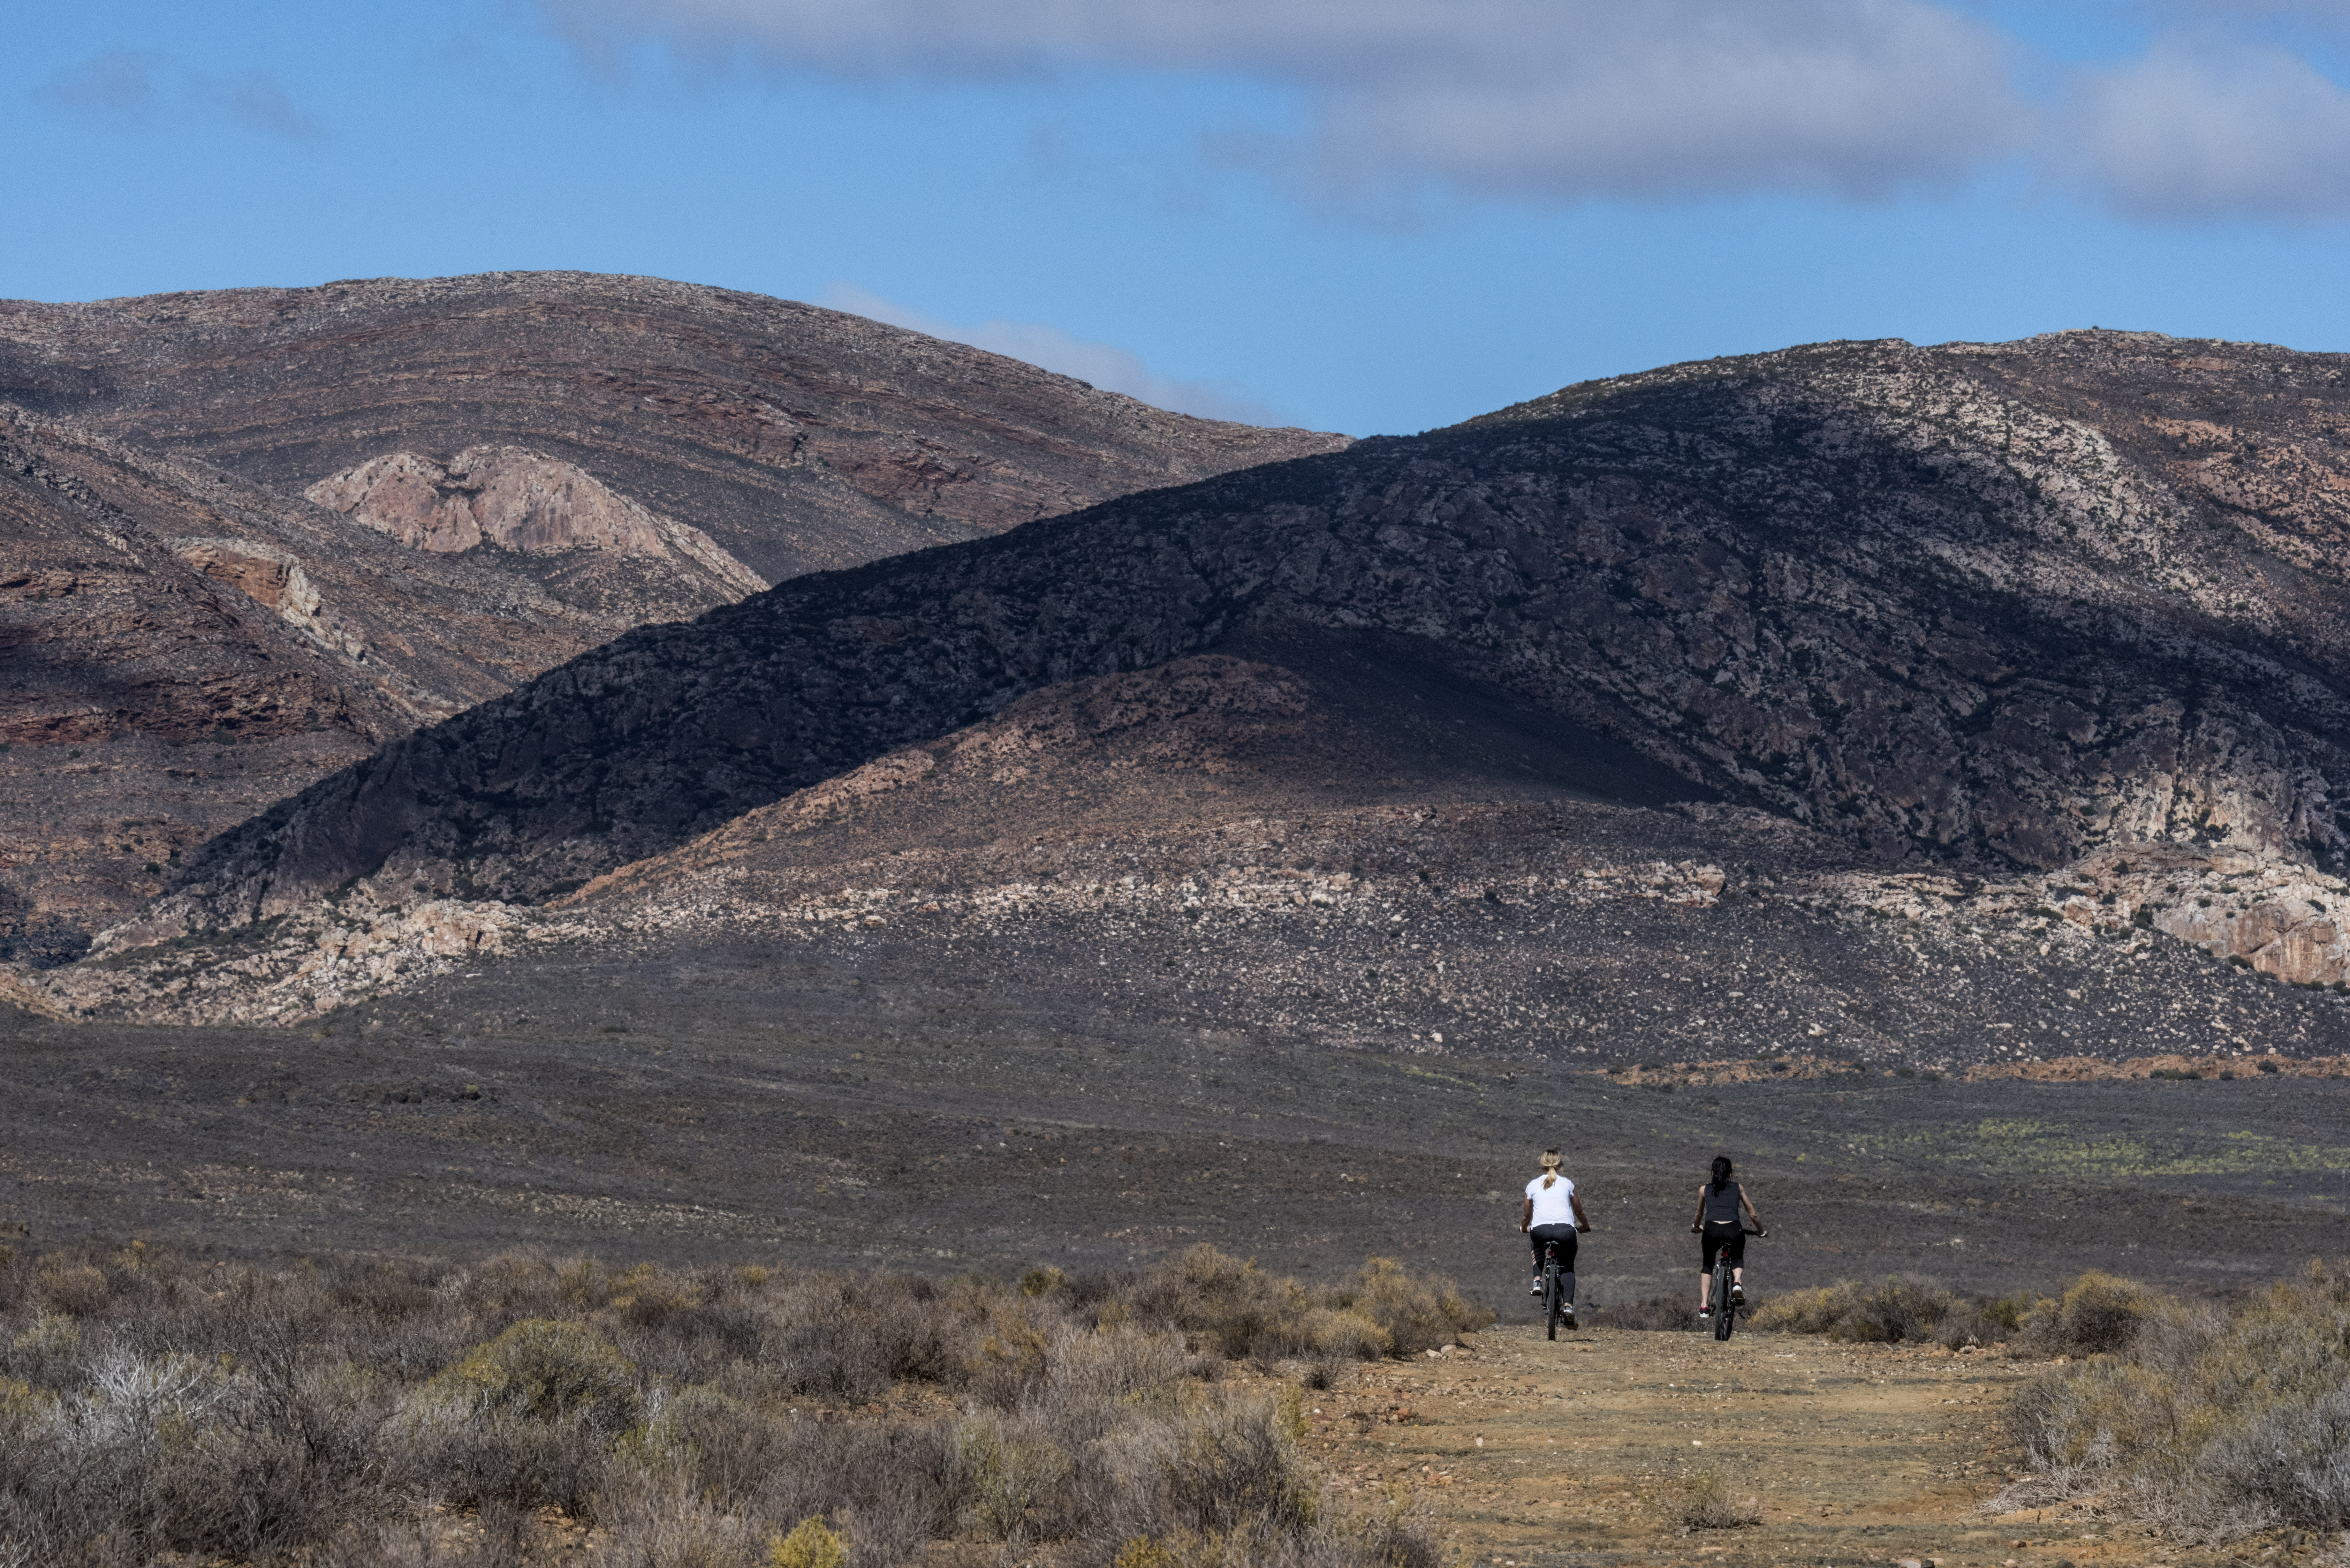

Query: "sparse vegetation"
left=0, top=1243, right=1468, bottom=1566
left=1754, top=1274, right=2026, bottom=1348
left=1668, top=1470, right=1762, bottom=1530
left=2005, top=1265, right=2350, bottom=1543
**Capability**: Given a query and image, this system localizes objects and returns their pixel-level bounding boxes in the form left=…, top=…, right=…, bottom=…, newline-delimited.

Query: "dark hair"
left=1709, top=1155, right=1733, bottom=1193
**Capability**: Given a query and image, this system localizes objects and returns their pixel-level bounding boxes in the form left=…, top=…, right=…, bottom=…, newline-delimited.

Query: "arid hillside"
left=0, top=272, right=1347, bottom=963
left=118, top=331, right=2350, bottom=959
left=0, top=271, right=1349, bottom=585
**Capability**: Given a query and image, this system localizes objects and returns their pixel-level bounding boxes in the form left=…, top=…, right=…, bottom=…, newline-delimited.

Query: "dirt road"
left=1300, top=1325, right=2220, bottom=1568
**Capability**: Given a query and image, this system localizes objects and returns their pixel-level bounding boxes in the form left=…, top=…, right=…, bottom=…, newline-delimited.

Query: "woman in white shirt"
left=1520, top=1147, right=1595, bottom=1323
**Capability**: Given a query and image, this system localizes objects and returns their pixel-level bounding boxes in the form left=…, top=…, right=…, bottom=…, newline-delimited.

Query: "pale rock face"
left=306, top=447, right=768, bottom=597
left=1815, top=844, right=2350, bottom=986
left=164, top=537, right=368, bottom=663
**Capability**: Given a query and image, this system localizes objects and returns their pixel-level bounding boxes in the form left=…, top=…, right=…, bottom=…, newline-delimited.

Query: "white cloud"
left=548, top=0, right=2028, bottom=203
left=542, top=0, right=2350, bottom=220
left=2063, top=40, right=2350, bottom=218
left=822, top=284, right=1290, bottom=425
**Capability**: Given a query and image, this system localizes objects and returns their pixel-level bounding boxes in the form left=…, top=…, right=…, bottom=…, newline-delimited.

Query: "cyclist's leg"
left=1725, top=1229, right=1748, bottom=1301
left=1697, top=1233, right=1717, bottom=1311
left=1529, top=1225, right=1575, bottom=1295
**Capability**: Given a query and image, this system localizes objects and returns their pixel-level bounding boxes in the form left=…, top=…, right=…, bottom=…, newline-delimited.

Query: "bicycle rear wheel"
left=1543, top=1260, right=1562, bottom=1340
left=1713, top=1260, right=1735, bottom=1340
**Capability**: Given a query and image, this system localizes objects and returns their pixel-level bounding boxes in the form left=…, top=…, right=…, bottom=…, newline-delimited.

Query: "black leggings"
left=1699, top=1222, right=1746, bottom=1272
left=1529, top=1224, right=1579, bottom=1304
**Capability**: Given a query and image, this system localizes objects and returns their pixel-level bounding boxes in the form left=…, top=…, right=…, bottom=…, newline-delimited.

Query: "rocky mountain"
left=0, top=270, right=1348, bottom=585
left=123, top=330, right=2350, bottom=943
left=26, top=627, right=2350, bottom=1075
left=0, top=273, right=1346, bottom=963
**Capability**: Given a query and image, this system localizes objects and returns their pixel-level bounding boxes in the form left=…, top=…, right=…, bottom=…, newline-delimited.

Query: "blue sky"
left=6, top=1, right=2349, bottom=435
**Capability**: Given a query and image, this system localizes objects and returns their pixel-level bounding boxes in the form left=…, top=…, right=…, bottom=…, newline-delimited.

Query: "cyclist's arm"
left=1691, top=1185, right=1707, bottom=1232
left=1740, top=1188, right=1765, bottom=1233
left=1520, top=1195, right=1533, bottom=1232
left=1570, top=1190, right=1594, bottom=1233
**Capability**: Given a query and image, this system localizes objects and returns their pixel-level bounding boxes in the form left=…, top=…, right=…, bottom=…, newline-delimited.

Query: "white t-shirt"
left=1525, top=1172, right=1578, bottom=1228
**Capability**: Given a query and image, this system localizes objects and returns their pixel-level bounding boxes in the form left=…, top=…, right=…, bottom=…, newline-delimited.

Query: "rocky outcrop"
left=115, top=330, right=2350, bottom=949
left=306, top=446, right=768, bottom=598
left=9, top=891, right=570, bottom=1025
left=0, top=406, right=745, bottom=963
left=1816, top=845, right=2350, bottom=986
left=167, top=537, right=335, bottom=642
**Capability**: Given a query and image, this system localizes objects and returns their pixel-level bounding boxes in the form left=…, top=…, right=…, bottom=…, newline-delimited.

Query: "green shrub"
left=768, top=1516, right=848, bottom=1568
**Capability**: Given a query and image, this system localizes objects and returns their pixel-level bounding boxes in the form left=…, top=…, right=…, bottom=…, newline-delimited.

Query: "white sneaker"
left=1561, top=1306, right=1577, bottom=1329
left=1731, top=1283, right=1746, bottom=1305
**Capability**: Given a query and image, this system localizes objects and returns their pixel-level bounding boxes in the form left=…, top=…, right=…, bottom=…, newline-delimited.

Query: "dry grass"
left=1667, top=1471, right=1762, bottom=1531
left=0, top=1242, right=1470, bottom=1566
left=2002, top=1264, right=2350, bottom=1544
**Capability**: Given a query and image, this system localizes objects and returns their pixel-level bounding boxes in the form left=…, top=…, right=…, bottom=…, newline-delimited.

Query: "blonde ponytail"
left=1541, top=1174, right=1557, bottom=1189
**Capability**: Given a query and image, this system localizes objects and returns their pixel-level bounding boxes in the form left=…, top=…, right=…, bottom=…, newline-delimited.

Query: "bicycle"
left=1705, top=1228, right=1763, bottom=1341
left=1538, top=1230, right=1580, bottom=1340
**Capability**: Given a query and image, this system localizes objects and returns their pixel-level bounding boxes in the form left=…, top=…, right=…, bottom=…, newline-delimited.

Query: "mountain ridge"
left=1, top=271, right=1349, bottom=962
left=110, top=327, right=2350, bottom=958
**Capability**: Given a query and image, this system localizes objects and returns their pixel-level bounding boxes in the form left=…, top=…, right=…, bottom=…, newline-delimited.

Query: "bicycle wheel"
left=1713, top=1260, right=1735, bottom=1340
left=1543, top=1259, right=1562, bottom=1340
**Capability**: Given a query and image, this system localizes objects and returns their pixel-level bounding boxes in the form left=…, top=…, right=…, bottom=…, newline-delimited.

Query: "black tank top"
left=1703, top=1182, right=1743, bottom=1226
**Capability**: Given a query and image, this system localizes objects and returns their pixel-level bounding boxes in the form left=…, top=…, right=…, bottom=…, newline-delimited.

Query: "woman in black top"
left=1690, top=1155, right=1765, bottom=1318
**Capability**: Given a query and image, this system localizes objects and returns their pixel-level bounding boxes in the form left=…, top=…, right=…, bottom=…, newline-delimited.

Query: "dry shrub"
left=595, top=1472, right=760, bottom=1568
left=1329, top=1258, right=1492, bottom=1357
left=2007, top=1266, right=2350, bottom=1542
left=34, top=1260, right=109, bottom=1319
left=755, top=1274, right=960, bottom=1400
left=0, top=1246, right=1458, bottom=1567
left=1669, top=1471, right=1761, bottom=1530
left=1747, top=1275, right=2025, bottom=1348
left=431, top=1318, right=642, bottom=1433
left=1121, top=1247, right=1489, bottom=1363
left=1751, top=1276, right=1952, bottom=1342
left=2016, top=1271, right=2161, bottom=1357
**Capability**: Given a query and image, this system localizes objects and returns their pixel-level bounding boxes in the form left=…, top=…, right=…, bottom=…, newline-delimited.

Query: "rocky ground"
left=5, top=966, right=2345, bottom=1302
